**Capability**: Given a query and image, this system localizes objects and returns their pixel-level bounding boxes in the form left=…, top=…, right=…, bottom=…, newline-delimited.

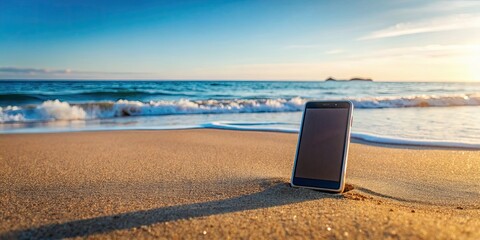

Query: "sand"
left=0, top=129, right=479, bottom=239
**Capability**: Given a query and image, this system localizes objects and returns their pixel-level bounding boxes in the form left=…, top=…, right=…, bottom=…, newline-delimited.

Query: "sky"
left=0, top=0, right=479, bottom=81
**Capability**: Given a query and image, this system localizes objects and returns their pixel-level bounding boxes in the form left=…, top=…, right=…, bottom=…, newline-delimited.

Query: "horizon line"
left=0, top=78, right=477, bottom=83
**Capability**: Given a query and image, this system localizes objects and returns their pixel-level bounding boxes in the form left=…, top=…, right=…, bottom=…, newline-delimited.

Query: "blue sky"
left=1, top=0, right=479, bottom=81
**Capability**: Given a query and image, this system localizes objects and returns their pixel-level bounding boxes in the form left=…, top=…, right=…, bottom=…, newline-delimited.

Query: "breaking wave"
left=1, top=94, right=480, bottom=123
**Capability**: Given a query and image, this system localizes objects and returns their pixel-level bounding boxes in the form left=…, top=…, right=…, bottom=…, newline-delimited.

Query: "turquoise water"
left=1, top=80, right=480, bottom=147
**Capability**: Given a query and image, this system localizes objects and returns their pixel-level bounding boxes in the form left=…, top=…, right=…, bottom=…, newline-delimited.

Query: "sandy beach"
left=1, top=129, right=479, bottom=239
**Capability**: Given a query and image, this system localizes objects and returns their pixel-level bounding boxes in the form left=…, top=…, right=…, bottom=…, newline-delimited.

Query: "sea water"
left=1, top=80, right=479, bottom=148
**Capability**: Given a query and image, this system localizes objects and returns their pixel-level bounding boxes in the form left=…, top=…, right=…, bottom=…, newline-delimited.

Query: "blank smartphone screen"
left=294, top=108, right=349, bottom=182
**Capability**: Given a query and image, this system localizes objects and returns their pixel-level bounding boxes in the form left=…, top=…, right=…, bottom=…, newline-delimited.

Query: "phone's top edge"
left=305, top=100, right=352, bottom=108
left=305, top=100, right=353, bottom=104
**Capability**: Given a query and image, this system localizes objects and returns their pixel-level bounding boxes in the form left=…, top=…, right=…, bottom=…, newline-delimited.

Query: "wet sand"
left=1, top=129, right=479, bottom=239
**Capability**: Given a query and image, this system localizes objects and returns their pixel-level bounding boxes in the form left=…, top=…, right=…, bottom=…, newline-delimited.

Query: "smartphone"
left=290, top=101, right=353, bottom=193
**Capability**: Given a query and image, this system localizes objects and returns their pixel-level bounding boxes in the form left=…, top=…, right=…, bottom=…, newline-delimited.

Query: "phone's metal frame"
left=290, top=100, right=354, bottom=193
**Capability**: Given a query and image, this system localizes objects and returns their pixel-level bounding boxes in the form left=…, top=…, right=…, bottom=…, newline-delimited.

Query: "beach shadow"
left=4, top=179, right=342, bottom=239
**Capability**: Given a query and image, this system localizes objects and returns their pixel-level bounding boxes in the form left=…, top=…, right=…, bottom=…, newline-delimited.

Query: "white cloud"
left=359, top=14, right=480, bottom=40
left=349, top=44, right=480, bottom=60
left=0, top=67, right=156, bottom=79
left=325, top=49, right=344, bottom=55
left=393, top=1, right=480, bottom=15
left=0, top=67, right=73, bottom=74
left=284, top=44, right=322, bottom=49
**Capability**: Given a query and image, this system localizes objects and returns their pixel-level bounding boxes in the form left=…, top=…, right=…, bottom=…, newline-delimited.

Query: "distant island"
left=325, top=77, right=373, bottom=82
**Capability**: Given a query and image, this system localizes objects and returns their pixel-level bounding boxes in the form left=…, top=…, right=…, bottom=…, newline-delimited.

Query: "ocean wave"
left=0, top=98, right=305, bottom=123
left=351, top=94, right=480, bottom=108
left=1, top=94, right=480, bottom=123
left=0, top=93, right=45, bottom=102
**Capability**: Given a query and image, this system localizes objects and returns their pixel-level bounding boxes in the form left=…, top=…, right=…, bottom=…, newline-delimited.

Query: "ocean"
left=1, top=80, right=479, bottom=148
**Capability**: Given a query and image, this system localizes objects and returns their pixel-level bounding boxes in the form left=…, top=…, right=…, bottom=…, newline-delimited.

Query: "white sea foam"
left=0, top=106, right=25, bottom=122
left=1, top=94, right=480, bottom=123
left=350, top=132, right=480, bottom=149
left=201, top=121, right=299, bottom=133
left=39, top=100, right=87, bottom=120
left=202, top=122, right=480, bottom=149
